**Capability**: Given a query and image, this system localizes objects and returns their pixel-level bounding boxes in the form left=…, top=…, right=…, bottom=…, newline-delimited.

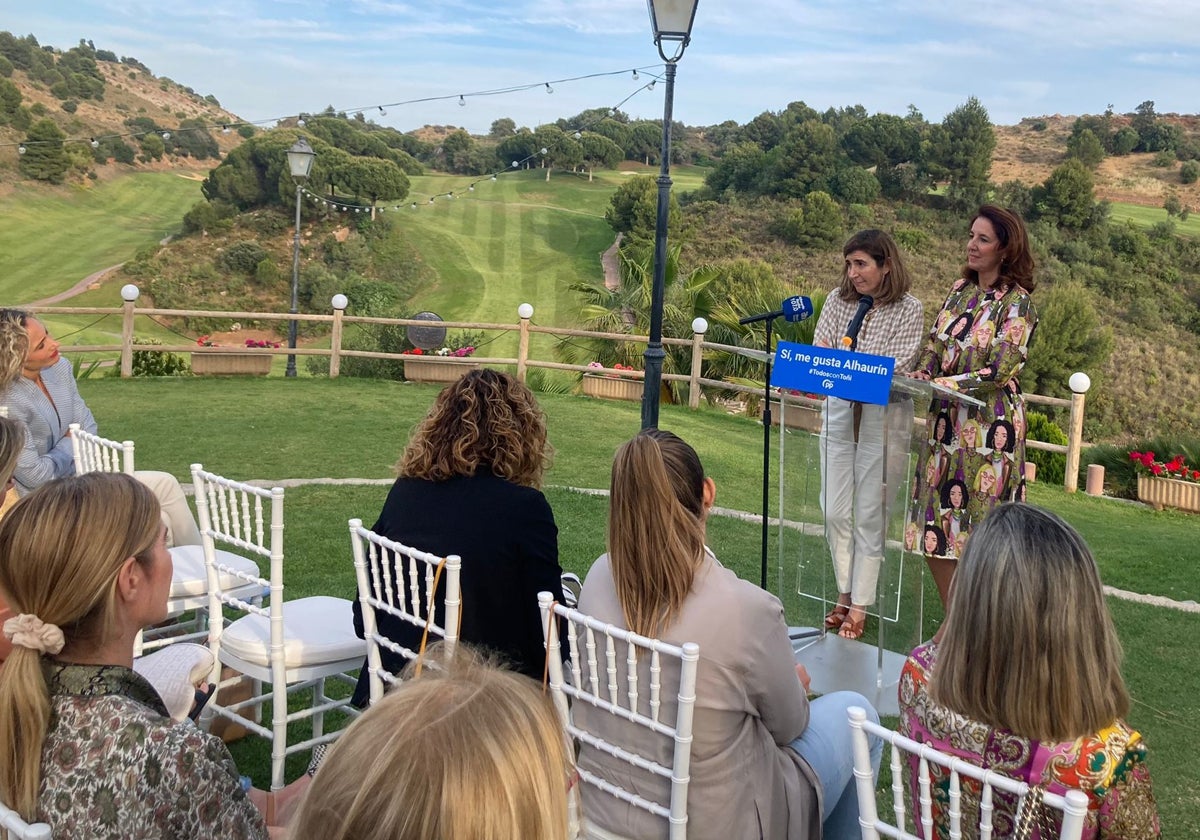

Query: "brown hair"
left=837, top=229, right=913, bottom=306
left=930, top=503, right=1129, bottom=741
left=291, top=650, right=571, bottom=840
left=0, top=308, right=31, bottom=391
left=398, top=369, right=552, bottom=488
left=0, top=473, right=161, bottom=820
left=0, top=416, right=22, bottom=495
left=962, top=205, right=1036, bottom=292
left=607, top=430, right=706, bottom=638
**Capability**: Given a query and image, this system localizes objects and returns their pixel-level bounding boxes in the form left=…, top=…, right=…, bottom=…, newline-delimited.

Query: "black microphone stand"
left=757, top=315, right=777, bottom=590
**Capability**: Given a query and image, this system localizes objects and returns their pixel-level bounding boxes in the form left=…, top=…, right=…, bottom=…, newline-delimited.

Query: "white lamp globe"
left=120, top=284, right=140, bottom=302
left=1068, top=372, right=1092, bottom=393
left=691, top=317, right=708, bottom=334
left=331, top=294, right=349, bottom=310
left=517, top=303, right=534, bottom=319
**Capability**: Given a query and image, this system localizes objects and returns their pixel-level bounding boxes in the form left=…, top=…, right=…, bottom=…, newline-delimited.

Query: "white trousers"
left=818, top=399, right=898, bottom=607
left=135, top=470, right=202, bottom=548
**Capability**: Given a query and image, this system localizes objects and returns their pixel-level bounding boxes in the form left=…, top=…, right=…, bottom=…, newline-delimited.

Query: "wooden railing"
left=25, top=291, right=1095, bottom=491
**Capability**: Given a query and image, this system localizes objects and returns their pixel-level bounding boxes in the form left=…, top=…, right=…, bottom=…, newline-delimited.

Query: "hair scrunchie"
left=3, top=613, right=65, bottom=655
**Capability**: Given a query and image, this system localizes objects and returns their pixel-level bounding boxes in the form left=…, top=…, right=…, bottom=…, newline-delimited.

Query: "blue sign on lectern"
left=770, top=341, right=895, bottom=405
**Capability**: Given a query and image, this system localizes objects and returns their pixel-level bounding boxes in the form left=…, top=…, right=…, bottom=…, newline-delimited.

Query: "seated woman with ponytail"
left=0, top=473, right=269, bottom=839
left=576, top=430, right=883, bottom=840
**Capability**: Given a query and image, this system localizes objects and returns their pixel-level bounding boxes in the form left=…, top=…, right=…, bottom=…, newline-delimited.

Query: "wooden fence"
left=26, top=292, right=1094, bottom=491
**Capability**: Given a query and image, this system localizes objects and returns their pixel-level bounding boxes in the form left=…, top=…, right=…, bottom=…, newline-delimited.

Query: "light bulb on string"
left=632, top=69, right=639, bottom=80
left=222, top=124, right=231, bottom=134
left=90, top=138, right=99, bottom=148
left=491, top=174, right=497, bottom=181
left=511, top=160, right=519, bottom=168
left=459, top=95, right=466, bottom=107
left=429, top=197, right=435, bottom=204
left=379, top=106, right=386, bottom=116
left=298, top=118, right=306, bottom=127
left=540, top=147, right=548, bottom=155
left=18, top=144, right=26, bottom=155
left=545, top=83, right=553, bottom=94
left=647, top=80, right=656, bottom=90
left=468, top=185, right=474, bottom=192
left=574, top=132, right=581, bottom=139
left=411, top=202, right=417, bottom=210
left=162, top=131, right=171, bottom=140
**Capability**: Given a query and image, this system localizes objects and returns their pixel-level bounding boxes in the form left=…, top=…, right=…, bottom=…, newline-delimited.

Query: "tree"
left=628, top=121, right=662, bottom=164
left=781, top=191, right=843, bottom=248
left=841, top=113, right=920, bottom=169
left=18, top=118, right=69, bottom=183
left=605, top=174, right=679, bottom=243
left=704, top=141, right=765, bottom=195
left=830, top=167, right=881, bottom=204
left=925, top=97, right=995, bottom=211
left=762, top=120, right=841, bottom=198
left=1110, top=126, right=1139, bottom=155
left=440, top=129, right=475, bottom=173
left=0, top=76, right=20, bottom=116
left=578, top=132, right=623, bottom=181
left=339, top=157, right=410, bottom=217
left=488, top=117, right=516, bottom=139
left=1164, top=193, right=1182, bottom=217
left=1181, top=161, right=1200, bottom=185
left=1066, top=128, right=1105, bottom=169
left=1021, top=280, right=1112, bottom=396
left=1035, top=159, right=1095, bottom=229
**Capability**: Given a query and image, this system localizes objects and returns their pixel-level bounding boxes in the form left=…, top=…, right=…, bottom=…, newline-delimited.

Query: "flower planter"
left=582, top=374, right=642, bottom=402
left=402, top=358, right=480, bottom=383
left=1137, top=475, right=1200, bottom=513
left=190, top=352, right=272, bottom=376
left=768, top=400, right=823, bottom=433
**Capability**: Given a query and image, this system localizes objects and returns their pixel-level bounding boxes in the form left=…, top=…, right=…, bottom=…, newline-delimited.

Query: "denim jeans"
left=790, top=691, right=882, bottom=840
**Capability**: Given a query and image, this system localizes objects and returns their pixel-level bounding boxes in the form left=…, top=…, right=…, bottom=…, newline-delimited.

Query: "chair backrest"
left=68, top=423, right=135, bottom=476
left=348, top=518, right=461, bottom=705
left=191, top=464, right=282, bottom=678
left=847, top=706, right=1090, bottom=840
left=0, top=798, right=52, bottom=840
left=537, top=591, right=699, bottom=840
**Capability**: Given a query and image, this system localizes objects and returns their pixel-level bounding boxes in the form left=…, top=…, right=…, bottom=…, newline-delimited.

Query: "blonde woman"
left=0, top=473, right=268, bottom=838
left=351, top=369, right=564, bottom=704
left=0, top=308, right=202, bottom=546
left=899, top=504, right=1160, bottom=838
left=292, top=652, right=571, bottom=840
left=577, top=430, right=882, bottom=840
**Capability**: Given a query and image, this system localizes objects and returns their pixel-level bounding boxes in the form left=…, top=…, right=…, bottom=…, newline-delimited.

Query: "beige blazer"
left=576, top=551, right=822, bottom=840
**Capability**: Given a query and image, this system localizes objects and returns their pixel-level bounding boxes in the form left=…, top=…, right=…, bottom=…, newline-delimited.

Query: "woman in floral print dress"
left=0, top=473, right=269, bottom=839
left=906, top=205, right=1037, bottom=611
left=899, top=504, right=1160, bottom=839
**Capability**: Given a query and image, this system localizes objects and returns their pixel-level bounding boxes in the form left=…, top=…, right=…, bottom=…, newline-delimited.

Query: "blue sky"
left=10, top=1, right=1199, bottom=133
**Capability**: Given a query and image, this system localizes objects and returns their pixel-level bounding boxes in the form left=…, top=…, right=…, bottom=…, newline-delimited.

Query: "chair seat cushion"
left=168, top=544, right=261, bottom=598
left=221, top=596, right=366, bottom=668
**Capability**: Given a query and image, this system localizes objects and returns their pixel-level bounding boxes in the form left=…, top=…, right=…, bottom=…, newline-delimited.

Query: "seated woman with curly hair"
left=350, top=369, right=565, bottom=704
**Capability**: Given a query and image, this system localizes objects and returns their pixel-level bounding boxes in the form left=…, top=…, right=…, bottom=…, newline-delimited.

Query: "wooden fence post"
left=689, top=317, right=708, bottom=409
left=329, top=294, right=347, bottom=378
left=119, top=284, right=139, bottom=378
left=1064, top=371, right=1091, bottom=492
left=517, top=303, right=533, bottom=382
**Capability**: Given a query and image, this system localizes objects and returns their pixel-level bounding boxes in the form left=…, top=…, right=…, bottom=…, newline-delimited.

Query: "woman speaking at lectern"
left=812, top=230, right=923, bottom=640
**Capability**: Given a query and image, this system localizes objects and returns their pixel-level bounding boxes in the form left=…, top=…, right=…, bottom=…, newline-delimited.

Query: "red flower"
left=1193, top=471, right=1200, bottom=480
left=1129, top=451, right=1141, bottom=461
left=1150, top=464, right=1164, bottom=476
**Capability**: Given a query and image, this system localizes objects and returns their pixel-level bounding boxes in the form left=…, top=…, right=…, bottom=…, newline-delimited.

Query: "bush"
left=130, top=337, right=190, bottom=377
left=1181, top=161, right=1199, bottom=185
left=1152, top=150, right=1176, bottom=168
left=1084, top=437, right=1200, bottom=498
left=1026, top=411, right=1067, bottom=486
left=217, top=240, right=270, bottom=274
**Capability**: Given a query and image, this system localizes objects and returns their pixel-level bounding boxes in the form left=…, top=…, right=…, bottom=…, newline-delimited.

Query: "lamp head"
left=287, top=136, right=316, bottom=180
left=647, top=0, right=699, bottom=62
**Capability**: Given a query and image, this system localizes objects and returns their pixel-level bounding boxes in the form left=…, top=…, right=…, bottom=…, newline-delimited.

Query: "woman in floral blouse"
left=906, top=205, right=1037, bottom=611
left=899, top=504, right=1160, bottom=839
left=0, top=473, right=269, bottom=839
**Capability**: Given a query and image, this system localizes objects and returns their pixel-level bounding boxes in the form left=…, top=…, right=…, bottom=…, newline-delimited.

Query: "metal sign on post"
left=770, top=341, right=895, bottom=406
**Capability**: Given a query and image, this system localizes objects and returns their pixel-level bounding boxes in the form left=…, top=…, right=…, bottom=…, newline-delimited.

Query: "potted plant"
left=582, top=362, right=642, bottom=401
left=401, top=340, right=479, bottom=383
left=191, top=337, right=278, bottom=376
left=1130, top=450, right=1200, bottom=513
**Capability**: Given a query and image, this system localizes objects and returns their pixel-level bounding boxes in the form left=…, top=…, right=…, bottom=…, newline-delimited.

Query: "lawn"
left=0, top=171, right=204, bottom=304
left=79, top=376, right=1200, bottom=833
left=1108, top=200, right=1200, bottom=237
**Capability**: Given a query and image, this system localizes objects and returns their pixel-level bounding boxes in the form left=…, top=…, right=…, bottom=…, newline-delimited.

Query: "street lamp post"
left=641, top=0, right=699, bottom=430
left=285, top=137, right=316, bottom=377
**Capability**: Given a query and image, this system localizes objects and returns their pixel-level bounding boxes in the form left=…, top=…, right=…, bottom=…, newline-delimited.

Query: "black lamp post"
left=641, top=0, right=699, bottom=429
left=285, top=137, right=315, bottom=377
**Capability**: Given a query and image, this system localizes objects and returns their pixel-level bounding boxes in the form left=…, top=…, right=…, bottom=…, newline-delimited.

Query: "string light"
left=545, top=83, right=553, bottom=94
left=90, top=138, right=99, bottom=148
left=459, top=95, right=466, bottom=107
left=378, top=106, right=386, bottom=116
left=162, top=131, right=171, bottom=140
left=17, top=144, right=25, bottom=155
left=632, top=69, right=639, bottom=80
left=222, top=124, right=231, bottom=134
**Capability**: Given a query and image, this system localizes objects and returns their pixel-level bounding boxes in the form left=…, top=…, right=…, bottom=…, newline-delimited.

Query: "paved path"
left=28, top=234, right=173, bottom=307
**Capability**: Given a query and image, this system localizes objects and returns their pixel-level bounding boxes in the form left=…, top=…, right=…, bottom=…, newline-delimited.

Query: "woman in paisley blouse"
left=908, top=205, right=1037, bottom=612
left=899, top=504, right=1160, bottom=839
left=0, top=473, right=269, bottom=839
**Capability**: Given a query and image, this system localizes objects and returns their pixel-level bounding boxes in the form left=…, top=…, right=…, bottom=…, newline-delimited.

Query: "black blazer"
left=351, top=471, right=564, bottom=704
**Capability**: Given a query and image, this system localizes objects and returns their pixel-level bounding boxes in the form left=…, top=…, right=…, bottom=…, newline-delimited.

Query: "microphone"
left=842, top=295, right=874, bottom=350
left=739, top=295, right=814, bottom=325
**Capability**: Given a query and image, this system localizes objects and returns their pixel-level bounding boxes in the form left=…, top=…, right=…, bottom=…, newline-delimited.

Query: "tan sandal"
left=824, top=604, right=850, bottom=629
left=838, top=612, right=867, bottom=640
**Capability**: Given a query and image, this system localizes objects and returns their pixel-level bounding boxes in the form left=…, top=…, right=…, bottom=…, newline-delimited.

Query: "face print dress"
left=909, top=279, right=1037, bottom=560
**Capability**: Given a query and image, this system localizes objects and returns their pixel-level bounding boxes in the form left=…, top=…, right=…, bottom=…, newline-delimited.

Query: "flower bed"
left=402, top=358, right=480, bottom=383
left=582, top=374, right=642, bottom=402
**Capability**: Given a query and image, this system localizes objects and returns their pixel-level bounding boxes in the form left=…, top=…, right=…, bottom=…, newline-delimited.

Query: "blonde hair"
left=930, top=503, right=1129, bottom=741
left=0, top=309, right=31, bottom=391
left=0, top=473, right=161, bottom=820
left=607, top=431, right=706, bottom=638
left=0, top=415, right=22, bottom=494
left=398, top=369, right=552, bottom=488
left=291, top=650, right=571, bottom=840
